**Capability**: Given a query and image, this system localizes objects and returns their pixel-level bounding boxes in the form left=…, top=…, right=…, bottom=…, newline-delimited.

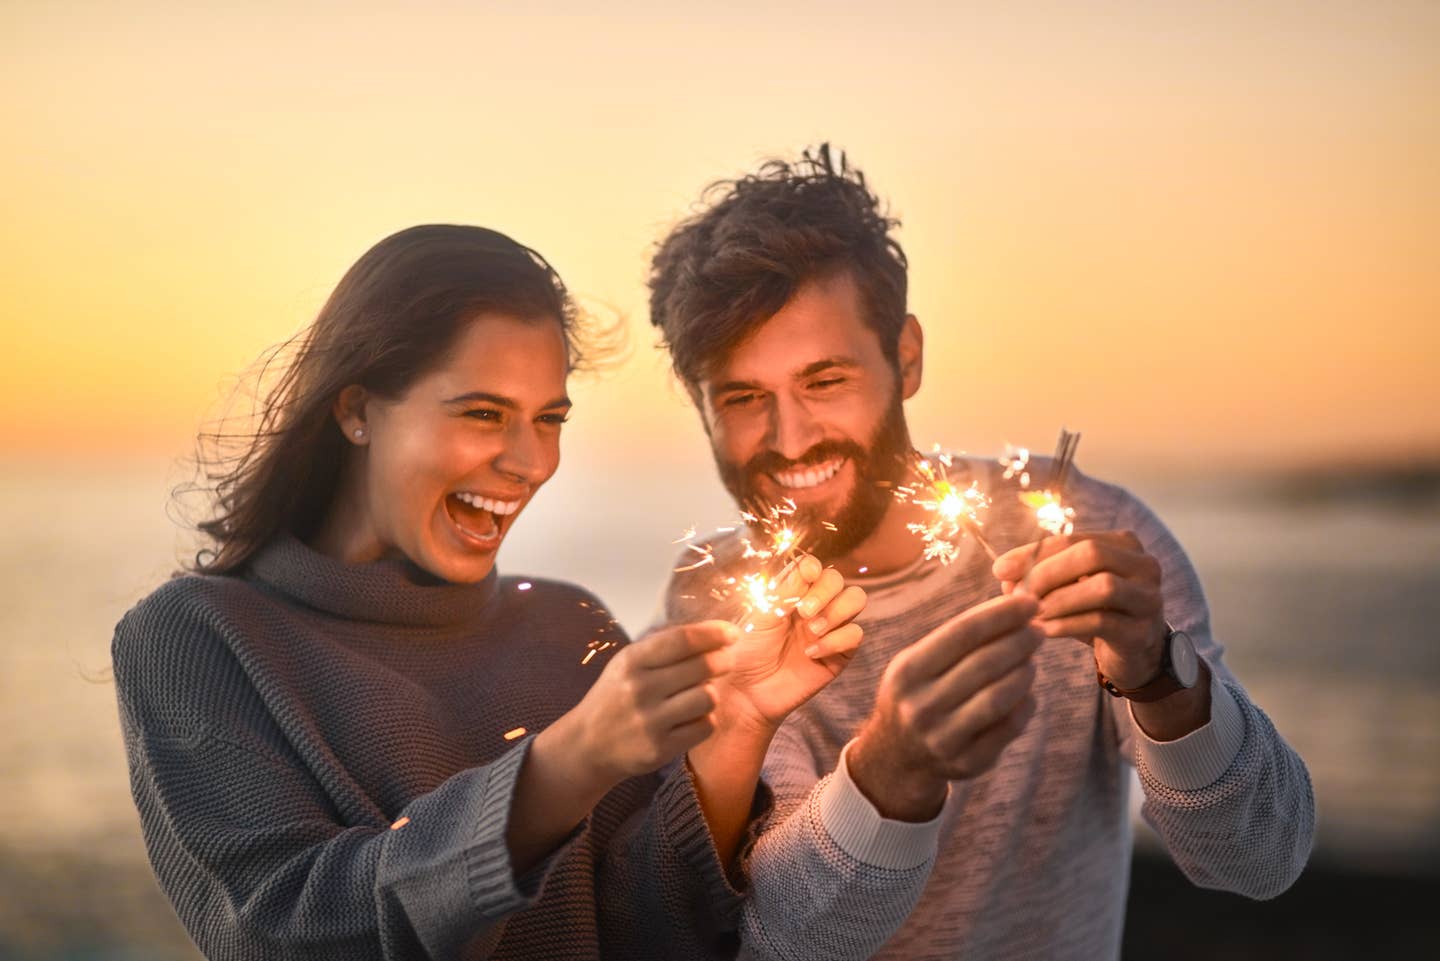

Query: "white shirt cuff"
left=1131, top=669, right=1245, bottom=791
left=816, top=739, right=945, bottom=870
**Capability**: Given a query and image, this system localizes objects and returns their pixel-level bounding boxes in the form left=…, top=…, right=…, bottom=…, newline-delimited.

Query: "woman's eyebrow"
left=443, top=390, right=571, bottom=409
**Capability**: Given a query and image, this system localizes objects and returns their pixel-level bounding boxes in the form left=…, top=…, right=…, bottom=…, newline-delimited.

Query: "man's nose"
left=768, top=393, right=823, bottom=461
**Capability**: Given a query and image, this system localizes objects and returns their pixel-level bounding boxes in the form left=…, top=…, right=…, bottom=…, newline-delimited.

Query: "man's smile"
left=770, top=456, right=847, bottom=491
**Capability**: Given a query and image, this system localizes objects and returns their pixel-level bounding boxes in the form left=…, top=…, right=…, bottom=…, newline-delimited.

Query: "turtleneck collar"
left=246, top=532, right=499, bottom=630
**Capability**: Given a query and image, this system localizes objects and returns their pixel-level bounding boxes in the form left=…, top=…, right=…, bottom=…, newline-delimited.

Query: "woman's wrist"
left=530, top=710, right=616, bottom=806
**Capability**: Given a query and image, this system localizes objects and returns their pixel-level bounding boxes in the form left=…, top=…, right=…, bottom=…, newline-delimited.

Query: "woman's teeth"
left=773, top=458, right=844, bottom=490
left=452, top=491, right=522, bottom=515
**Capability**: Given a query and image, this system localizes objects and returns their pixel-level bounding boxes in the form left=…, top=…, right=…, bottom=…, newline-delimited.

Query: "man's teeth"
left=453, top=492, right=522, bottom=515
left=773, top=459, right=844, bottom=490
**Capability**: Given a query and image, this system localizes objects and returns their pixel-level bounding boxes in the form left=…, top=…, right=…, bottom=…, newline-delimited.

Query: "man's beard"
left=713, top=392, right=913, bottom=563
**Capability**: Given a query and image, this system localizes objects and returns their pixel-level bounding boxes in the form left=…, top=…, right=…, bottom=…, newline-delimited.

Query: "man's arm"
left=994, top=482, right=1315, bottom=900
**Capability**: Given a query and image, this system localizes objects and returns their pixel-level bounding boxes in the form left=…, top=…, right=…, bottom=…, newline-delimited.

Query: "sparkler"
left=895, top=447, right=998, bottom=564
left=674, top=498, right=810, bottom=629
left=1025, top=429, right=1080, bottom=538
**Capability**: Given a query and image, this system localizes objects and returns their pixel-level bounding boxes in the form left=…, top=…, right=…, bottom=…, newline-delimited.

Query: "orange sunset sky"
left=2, top=1, right=1437, bottom=476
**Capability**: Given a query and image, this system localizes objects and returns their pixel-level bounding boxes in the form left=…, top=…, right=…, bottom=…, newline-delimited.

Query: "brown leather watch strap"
left=1097, top=666, right=1185, bottom=702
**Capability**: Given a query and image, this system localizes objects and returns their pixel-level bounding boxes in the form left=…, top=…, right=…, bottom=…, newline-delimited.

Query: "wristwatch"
left=1097, top=624, right=1200, bottom=702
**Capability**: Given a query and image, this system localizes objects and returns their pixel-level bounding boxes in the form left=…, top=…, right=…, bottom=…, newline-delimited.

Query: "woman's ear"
left=333, top=385, right=371, bottom=445
left=898, top=315, right=924, bottom=400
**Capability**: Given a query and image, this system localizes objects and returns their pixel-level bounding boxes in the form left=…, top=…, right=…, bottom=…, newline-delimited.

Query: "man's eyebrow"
left=443, top=391, right=572, bottom=409
left=796, top=357, right=861, bottom=378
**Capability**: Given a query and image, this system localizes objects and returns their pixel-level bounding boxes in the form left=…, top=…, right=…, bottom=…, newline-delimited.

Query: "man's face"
left=693, top=271, right=915, bottom=560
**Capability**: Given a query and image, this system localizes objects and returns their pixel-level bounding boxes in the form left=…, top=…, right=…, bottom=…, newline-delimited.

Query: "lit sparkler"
left=895, top=447, right=997, bottom=563
left=673, top=499, right=810, bottom=629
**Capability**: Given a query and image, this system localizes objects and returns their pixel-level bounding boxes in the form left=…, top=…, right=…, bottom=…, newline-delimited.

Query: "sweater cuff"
left=659, top=760, right=752, bottom=906
left=465, top=736, right=586, bottom=912
left=1131, top=669, right=1245, bottom=791
left=816, top=739, right=944, bottom=871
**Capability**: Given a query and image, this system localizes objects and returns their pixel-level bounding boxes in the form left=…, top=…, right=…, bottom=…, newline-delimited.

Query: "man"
left=648, top=147, right=1314, bottom=960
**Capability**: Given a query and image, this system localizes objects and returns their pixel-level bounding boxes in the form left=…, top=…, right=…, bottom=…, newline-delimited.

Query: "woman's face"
left=352, top=312, right=570, bottom=583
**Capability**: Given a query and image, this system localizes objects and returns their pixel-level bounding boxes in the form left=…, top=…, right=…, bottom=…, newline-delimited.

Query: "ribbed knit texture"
left=664, top=458, right=1316, bottom=961
left=113, top=533, right=748, bottom=961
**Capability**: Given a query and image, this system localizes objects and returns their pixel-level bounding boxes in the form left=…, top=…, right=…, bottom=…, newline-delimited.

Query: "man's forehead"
left=701, top=276, right=877, bottom=388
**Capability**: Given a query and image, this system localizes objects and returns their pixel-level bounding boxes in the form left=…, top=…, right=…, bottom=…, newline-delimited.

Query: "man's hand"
left=849, top=593, right=1042, bottom=821
left=993, top=531, right=1211, bottom=740
left=718, top=554, right=866, bottom=734
left=992, top=531, right=1164, bottom=690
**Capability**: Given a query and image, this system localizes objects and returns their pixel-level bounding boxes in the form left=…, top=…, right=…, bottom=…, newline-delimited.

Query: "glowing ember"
left=896, top=447, right=997, bottom=563
left=1020, top=490, right=1075, bottom=536
left=516, top=582, right=532, bottom=592
left=503, top=727, right=527, bottom=741
left=390, top=817, right=411, bottom=830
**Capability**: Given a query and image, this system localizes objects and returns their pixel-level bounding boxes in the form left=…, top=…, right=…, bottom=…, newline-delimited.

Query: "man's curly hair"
left=648, top=144, right=909, bottom=389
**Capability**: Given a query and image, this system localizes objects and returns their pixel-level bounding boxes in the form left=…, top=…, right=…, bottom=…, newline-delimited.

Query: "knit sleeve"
left=113, top=594, right=580, bottom=961
left=1107, top=488, right=1316, bottom=900
left=596, top=759, right=769, bottom=960
left=736, top=723, right=937, bottom=961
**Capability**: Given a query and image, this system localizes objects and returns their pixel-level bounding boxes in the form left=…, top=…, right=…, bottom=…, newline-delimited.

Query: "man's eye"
left=538, top=413, right=570, bottom=426
left=723, top=393, right=761, bottom=408
left=810, top=377, right=845, bottom=390
left=464, top=408, right=503, bottom=422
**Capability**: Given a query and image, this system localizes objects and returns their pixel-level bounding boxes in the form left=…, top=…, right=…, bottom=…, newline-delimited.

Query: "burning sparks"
left=503, top=727, right=527, bottom=741
left=897, top=431, right=1082, bottom=568
left=390, top=817, right=411, bottom=830
left=896, top=448, right=997, bottom=564
left=516, top=581, right=532, bottom=592
left=674, top=499, right=811, bottom=627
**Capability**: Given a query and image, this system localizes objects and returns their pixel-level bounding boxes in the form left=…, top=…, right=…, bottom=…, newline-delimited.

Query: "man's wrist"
left=848, top=723, right=949, bottom=822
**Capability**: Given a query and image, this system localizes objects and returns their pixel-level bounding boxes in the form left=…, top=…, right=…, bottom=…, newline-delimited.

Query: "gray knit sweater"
left=663, top=459, right=1316, bottom=961
left=113, top=534, right=751, bottom=961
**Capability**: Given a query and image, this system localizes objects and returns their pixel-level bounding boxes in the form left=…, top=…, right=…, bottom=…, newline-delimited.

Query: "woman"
left=111, top=225, right=865, bottom=960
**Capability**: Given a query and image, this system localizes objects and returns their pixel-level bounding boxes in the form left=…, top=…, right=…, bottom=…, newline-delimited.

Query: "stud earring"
left=353, top=427, right=365, bottom=439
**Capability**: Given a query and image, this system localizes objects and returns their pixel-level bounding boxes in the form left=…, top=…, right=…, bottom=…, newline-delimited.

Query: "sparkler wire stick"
left=1022, top=428, right=1081, bottom=576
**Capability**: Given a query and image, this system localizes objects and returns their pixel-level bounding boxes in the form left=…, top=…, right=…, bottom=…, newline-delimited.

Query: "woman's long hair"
left=182, top=224, right=593, bottom=575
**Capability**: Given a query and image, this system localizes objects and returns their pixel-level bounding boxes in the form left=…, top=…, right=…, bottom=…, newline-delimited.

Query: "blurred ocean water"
left=1, top=458, right=1436, bottom=958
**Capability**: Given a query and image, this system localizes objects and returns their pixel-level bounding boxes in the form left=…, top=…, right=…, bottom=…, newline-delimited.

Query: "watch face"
left=1169, top=630, right=1200, bottom=688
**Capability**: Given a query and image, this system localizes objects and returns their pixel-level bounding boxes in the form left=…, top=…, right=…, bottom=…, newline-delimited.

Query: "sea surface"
left=2, top=458, right=1437, bottom=959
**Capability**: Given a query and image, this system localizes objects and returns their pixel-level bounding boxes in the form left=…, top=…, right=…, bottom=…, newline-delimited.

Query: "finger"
left=941, top=660, right=1037, bottom=748
left=922, top=623, right=1041, bottom=714
left=946, top=693, right=1038, bottom=777
left=805, top=621, right=863, bottom=660
left=1021, top=537, right=1161, bottom=600
left=645, top=645, right=735, bottom=699
left=1037, top=611, right=1155, bottom=651
left=662, top=715, right=716, bottom=757
left=1036, top=572, right=1161, bottom=622
left=992, top=530, right=1146, bottom=584
left=654, top=683, right=718, bottom=729
left=794, top=567, right=844, bottom=620
left=901, top=593, right=1039, bottom=680
left=773, top=553, right=824, bottom=610
left=632, top=620, right=737, bottom=668
left=806, top=584, right=866, bottom=636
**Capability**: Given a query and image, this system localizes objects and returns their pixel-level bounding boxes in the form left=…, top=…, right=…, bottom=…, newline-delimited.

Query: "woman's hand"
left=565, top=621, right=739, bottom=784
left=720, top=553, right=867, bottom=734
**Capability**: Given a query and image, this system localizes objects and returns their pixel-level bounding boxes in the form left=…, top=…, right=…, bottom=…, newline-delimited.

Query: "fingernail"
left=798, top=598, right=817, bottom=617
left=804, top=645, right=820, bottom=659
left=810, top=617, right=827, bottom=635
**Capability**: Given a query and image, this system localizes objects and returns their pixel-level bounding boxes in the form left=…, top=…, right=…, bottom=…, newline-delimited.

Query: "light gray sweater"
left=663, top=459, right=1316, bottom=961
left=114, top=533, right=752, bottom=960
